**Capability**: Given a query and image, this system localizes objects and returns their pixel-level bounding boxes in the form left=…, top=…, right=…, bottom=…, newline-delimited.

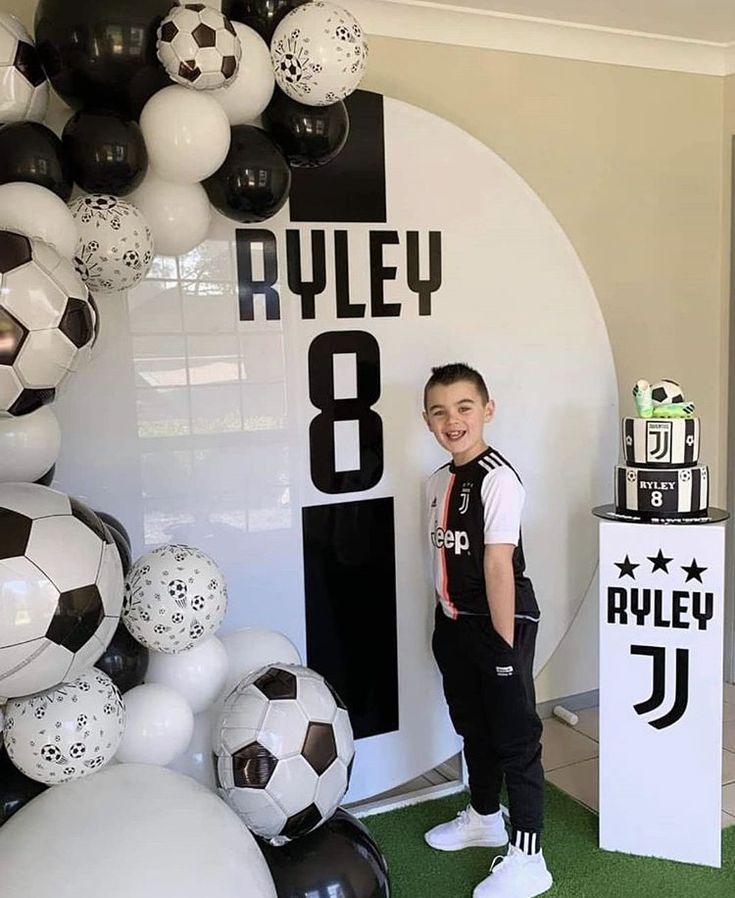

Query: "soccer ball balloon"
left=0, top=230, right=97, bottom=418
left=651, top=378, right=684, bottom=405
left=0, top=13, right=48, bottom=123
left=271, top=2, right=367, bottom=106
left=0, top=483, right=124, bottom=700
left=157, top=4, right=241, bottom=91
left=122, top=544, right=227, bottom=653
left=3, top=668, right=125, bottom=784
left=215, top=663, right=354, bottom=844
left=70, top=195, right=154, bottom=294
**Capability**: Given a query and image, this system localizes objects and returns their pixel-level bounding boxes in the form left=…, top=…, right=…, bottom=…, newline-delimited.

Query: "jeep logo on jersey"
left=431, top=526, right=470, bottom=554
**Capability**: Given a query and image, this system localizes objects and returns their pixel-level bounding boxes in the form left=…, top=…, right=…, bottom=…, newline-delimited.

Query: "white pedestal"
left=597, top=516, right=726, bottom=867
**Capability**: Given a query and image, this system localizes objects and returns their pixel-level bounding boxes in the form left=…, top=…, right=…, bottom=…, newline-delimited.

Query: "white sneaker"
left=473, top=845, right=553, bottom=898
left=424, top=805, right=509, bottom=851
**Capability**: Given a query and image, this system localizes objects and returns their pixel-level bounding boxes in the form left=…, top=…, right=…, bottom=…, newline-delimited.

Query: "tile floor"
left=544, top=687, right=735, bottom=830
left=353, top=682, right=735, bottom=827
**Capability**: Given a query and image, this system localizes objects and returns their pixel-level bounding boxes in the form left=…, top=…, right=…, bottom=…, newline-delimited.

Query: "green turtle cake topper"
left=633, top=378, right=695, bottom=419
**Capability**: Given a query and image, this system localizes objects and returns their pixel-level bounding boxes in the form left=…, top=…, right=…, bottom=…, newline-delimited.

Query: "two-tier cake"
left=614, top=378, right=708, bottom=519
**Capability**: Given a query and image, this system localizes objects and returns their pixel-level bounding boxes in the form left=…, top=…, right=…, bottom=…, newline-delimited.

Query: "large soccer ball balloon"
left=157, top=4, right=241, bottom=91
left=3, top=668, right=124, bottom=784
left=70, top=195, right=154, bottom=293
left=271, top=2, right=367, bottom=107
left=123, top=544, right=227, bottom=653
left=0, top=764, right=278, bottom=898
left=0, top=483, right=124, bottom=700
left=0, top=230, right=97, bottom=417
left=0, top=14, right=48, bottom=123
left=215, top=663, right=354, bottom=844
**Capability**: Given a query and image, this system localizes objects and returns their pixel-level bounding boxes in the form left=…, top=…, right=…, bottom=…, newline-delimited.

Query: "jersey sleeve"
left=480, top=466, right=525, bottom=545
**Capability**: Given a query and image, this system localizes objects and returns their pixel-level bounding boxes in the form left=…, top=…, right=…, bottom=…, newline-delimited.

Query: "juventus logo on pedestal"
left=630, top=644, right=689, bottom=729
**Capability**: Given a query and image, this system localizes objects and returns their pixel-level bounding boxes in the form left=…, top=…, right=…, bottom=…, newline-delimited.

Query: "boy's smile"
left=424, top=379, right=495, bottom=466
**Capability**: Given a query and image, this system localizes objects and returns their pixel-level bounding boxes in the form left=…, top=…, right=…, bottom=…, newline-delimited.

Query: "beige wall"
left=362, top=37, right=728, bottom=504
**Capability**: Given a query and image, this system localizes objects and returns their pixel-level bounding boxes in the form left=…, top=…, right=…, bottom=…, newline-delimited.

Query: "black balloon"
left=34, top=0, right=172, bottom=119
left=203, top=126, right=291, bottom=224
left=0, top=122, right=72, bottom=201
left=34, top=464, right=55, bottom=487
left=221, top=0, right=307, bottom=42
left=105, top=524, right=132, bottom=576
left=63, top=110, right=148, bottom=195
left=0, top=745, right=47, bottom=827
left=94, top=511, right=131, bottom=548
left=263, top=90, right=349, bottom=168
left=258, top=809, right=390, bottom=898
left=94, top=621, right=148, bottom=693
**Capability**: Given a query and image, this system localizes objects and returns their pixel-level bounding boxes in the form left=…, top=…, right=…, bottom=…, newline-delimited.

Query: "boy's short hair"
left=423, top=363, right=490, bottom=409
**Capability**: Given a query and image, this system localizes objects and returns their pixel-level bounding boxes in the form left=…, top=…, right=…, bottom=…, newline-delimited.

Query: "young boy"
left=423, top=363, right=552, bottom=898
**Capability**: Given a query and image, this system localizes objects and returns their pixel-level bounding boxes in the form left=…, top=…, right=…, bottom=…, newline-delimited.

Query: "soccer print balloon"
left=0, top=13, right=48, bottom=123
left=122, top=544, right=227, bottom=653
left=270, top=1, right=367, bottom=106
left=0, top=483, right=124, bottom=700
left=0, top=230, right=97, bottom=417
left=215, top=664, right=354, bottom=844
left=157, top=4, right=241, bottom=91
left=70, top=195, right=154, bottom=293
left=3, top=668, right=125, bottom=784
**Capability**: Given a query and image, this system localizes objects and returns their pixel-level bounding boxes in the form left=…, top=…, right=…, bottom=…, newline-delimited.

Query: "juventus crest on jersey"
left=427, top=447, right=540, bottom=621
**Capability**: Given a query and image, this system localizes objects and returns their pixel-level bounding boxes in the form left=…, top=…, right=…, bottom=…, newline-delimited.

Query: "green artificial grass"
left=363, top=785, right=735, bottom=898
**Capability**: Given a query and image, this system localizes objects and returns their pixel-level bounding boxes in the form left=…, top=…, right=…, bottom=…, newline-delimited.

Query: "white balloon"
left=220, top=627, right=302, bottom=696
left=0, top=764, right=277, bottom=898
left=4, top=669, right=125, bottom=785
left=271, top=1, right=368, bottom=107
left=140, top=86, right=231, bottom=184
left=129, top=172, right=212, bottom=256
left=0, top=183, right=78, bottom=259
left=210, top=22, right=275, bottom=125
left=116, top=683, right=193, bottom=765
left=69, top=195, right=154, bottom=293
left=0, top=406, right=61, bottom=483
left=146, top=636, right=228, bottom=713
left=168, top=708, right=217, bottom=790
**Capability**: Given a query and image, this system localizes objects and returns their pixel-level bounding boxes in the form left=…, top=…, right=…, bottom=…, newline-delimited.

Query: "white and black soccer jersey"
left=427, top=447, right=540, bottom=621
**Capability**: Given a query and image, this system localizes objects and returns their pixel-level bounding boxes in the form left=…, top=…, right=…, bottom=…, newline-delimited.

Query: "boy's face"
left=423, top=379, right=495, bottom=465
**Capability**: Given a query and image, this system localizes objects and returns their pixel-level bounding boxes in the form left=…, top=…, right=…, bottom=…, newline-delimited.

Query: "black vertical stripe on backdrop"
left=289, top=90, right=387, bottom=223
left=302, top=497, right=398, bottom=739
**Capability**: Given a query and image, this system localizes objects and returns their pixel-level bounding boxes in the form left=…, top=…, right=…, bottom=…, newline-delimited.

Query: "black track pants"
left=432, top=606, right=544, bottom=838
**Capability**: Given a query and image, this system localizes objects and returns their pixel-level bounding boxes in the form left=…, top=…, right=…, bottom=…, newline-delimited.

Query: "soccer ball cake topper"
left=633, top=378, right=695, bottom=419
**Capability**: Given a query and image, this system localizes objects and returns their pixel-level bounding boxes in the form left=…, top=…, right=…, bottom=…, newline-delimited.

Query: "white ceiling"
left=394, top=0, right=735, bottom=44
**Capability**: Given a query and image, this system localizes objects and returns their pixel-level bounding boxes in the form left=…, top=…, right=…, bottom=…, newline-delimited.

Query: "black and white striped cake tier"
left=615, top=465, right=709, bottom=518
left=621, top=417, right=699, bottom=467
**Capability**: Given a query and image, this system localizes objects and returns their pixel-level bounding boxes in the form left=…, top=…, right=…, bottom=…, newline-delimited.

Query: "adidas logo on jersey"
left=431, top=526, right=470, bottom=554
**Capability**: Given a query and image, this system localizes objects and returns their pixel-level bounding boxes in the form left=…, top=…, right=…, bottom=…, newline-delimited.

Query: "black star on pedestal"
left=681, top=558, right=707, bottom=583
left=615, top=554, right=639, bottom=579
left=647, top=549, right=673, bottom=574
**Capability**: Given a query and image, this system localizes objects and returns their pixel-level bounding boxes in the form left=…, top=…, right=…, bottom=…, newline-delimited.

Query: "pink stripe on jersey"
left=439, top=473, right=459, bottom=620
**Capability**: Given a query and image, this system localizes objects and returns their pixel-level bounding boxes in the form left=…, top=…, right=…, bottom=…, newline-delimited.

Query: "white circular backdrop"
left=53, top=95, right=617, bottom=801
